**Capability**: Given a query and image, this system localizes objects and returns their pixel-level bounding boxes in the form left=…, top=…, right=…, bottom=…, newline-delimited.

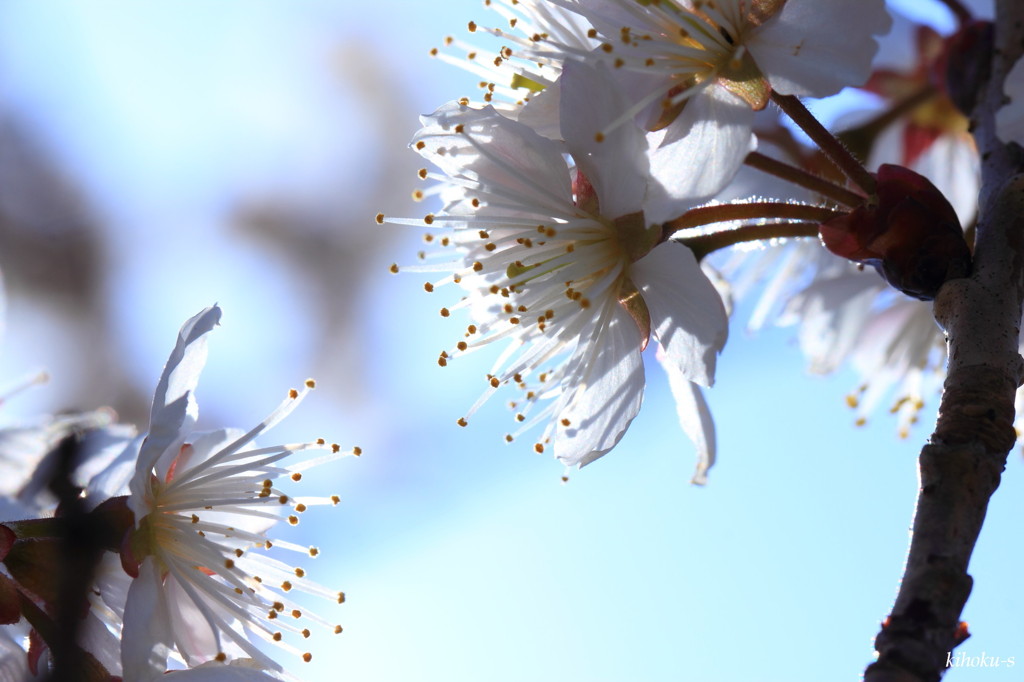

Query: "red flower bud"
left=818, top=164, right=970, bottom=300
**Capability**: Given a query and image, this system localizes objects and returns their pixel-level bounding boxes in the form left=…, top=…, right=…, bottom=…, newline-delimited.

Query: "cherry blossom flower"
left=121, top=305, right=351, bottom=679
left=385, top=60, right=728, bottom=478
left=519, top=0, right=892, bottom=201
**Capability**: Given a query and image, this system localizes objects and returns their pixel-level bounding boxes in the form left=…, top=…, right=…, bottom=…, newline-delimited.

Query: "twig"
left=663, top=201, right=840, bottom=233
left=743, top=151, right=866, bottom=208
left=675, top=221, right=819, bottom=260
left=771, top=92, right=877, bottom=196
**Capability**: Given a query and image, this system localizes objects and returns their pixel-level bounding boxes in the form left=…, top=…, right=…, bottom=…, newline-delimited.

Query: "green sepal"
left=716, top=51, right=771, bottom=111
left=4, top=539, right=62, bottom=604
left=0, top=572, right=20, bottom=624
left=618, top=278, right=652, bottom=352
left=613, top=211, right=660, bottom=262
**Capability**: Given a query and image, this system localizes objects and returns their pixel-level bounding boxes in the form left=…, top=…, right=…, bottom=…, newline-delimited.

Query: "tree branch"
left=864, top=2, right=1024, bottom=680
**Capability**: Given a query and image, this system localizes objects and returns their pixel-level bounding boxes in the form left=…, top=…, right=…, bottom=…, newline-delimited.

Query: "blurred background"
left=0, top=0, right=1019, bottom=680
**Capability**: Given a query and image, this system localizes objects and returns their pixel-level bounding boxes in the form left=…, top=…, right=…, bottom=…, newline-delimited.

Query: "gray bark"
left=864, top=2, right=1024, bottom=680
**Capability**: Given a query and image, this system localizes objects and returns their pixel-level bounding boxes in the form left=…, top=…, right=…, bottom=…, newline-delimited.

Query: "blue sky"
left=0, top=1, right=1019, bottom=680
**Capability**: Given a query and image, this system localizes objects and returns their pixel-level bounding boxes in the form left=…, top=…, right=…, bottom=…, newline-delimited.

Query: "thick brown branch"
left=865, top=180, right=1024, bottom=682
left=863, top=0, right=1024, bottom=672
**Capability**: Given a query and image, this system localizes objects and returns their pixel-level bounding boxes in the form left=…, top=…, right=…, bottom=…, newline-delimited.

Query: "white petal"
left=77, top=610, right=123, bottom=676
left=781, top=274, right=882, bottom=374
left=554, top=301, right=645, bottom=467
left=164, top=667, right=282, bottom=681
left=632, top=242, right=728, bottom=387
left=139, top=306, right=222, bottom=479
left=559, top=59, right=650, bottom=219
left=82, top=430, right=144, bottom=504
left=515, top=81, right=563, bottom=141
left=748, top=0, right=892, bottom=97
left=165, top=574, right=224, bottom=665
left=645, top=86, right=755, bottom=221
left=655, top=346, right=717, bottom=485
left=413, top=102, right=573, bottom=216
left=569, top=0, right=653, bottom=37
left=122, top=557, right=173, bottom=682
left=0, top=628, right=31, bottom=681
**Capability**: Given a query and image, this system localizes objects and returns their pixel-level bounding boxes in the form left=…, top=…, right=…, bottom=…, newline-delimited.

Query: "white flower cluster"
left=0, top=305, right=355, bottom=681
left=385, top=0, right=892, bottom=480
left=5, top=0, right=1013, bottom=678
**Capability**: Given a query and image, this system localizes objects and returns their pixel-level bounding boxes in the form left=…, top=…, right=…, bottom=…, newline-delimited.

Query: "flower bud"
left=818, top=164, right=971, bottom=300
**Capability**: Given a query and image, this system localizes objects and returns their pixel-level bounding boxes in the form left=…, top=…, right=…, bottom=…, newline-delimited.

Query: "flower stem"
left=771, top=92, right=877, bottom=196
left=664, top=201, right=840, bottom=234
left=677, top=221, right=819, bottom=260
left=17, top=590, right=57, bottom=644
left=744, top=151, right=866, bottom=207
